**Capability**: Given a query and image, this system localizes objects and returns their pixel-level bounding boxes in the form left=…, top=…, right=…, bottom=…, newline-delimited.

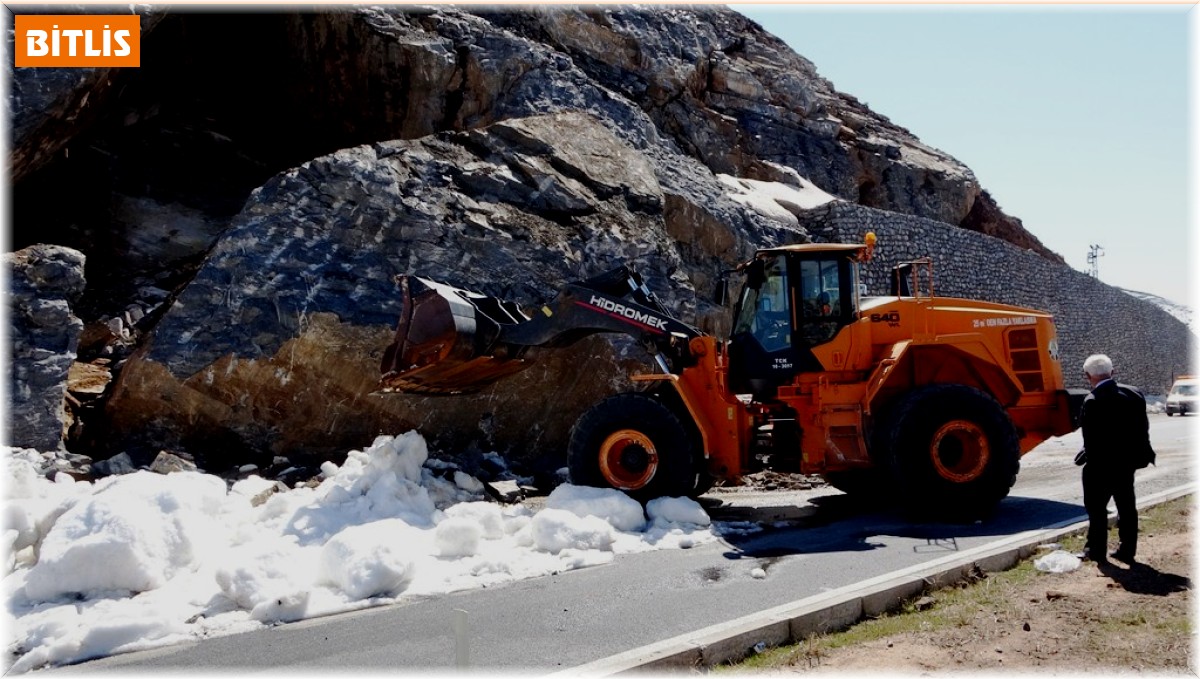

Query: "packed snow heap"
left=2, top=432, right=715, bottom=672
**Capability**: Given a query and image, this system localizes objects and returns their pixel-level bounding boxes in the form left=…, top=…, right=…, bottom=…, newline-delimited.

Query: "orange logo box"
left=14, top=15, right=140, bottom=67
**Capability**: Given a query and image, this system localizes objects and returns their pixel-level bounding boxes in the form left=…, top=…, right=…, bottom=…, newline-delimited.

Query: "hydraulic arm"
left=379, top=266, right=702, bottom=395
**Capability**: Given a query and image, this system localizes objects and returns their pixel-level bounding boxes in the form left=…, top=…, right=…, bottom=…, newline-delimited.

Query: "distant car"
left=1165, top=376, right=1198, bottom=416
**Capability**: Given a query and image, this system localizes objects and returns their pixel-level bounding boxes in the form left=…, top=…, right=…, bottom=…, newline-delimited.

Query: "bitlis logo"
left=15, top=15, right=141, bottom=67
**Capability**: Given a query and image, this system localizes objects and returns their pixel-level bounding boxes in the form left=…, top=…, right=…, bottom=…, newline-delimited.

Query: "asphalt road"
left=58, top=414, right=1195, bottom=674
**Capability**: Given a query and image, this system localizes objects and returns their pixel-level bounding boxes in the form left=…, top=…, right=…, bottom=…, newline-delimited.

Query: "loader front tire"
left=568, top=393, right=700, bottom=502
left=883, top=385, right=1020, bottom=519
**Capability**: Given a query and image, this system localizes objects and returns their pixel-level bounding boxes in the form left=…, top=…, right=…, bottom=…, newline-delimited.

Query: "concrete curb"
left=557, top=484, right=1195, bottom=676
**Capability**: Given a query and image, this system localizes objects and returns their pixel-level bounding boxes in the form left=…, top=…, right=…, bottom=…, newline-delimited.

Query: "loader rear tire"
left=883, top=385, right=1020, bottom=520
left=568, top=393, right=700, bottom=502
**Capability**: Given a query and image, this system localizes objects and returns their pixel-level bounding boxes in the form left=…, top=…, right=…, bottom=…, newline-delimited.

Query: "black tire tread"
left=567, top=392, right=700, bottom=501
left=883, top=384, right=1020, bottom=519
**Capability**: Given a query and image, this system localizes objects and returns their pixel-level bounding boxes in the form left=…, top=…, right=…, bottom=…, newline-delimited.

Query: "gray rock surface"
left=91, top=452, right=136, bottom=477
left=9, top=6, right=1053, bottom=298
left=283, top=7, right=1054, bottom=259
left=484, top=10, right=966, bottom=220
left=6, top=245, right=87, bottom=451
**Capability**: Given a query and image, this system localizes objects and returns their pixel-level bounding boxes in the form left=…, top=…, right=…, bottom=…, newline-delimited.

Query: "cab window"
left=799, top=259, right=841, bottom=318
left=733, top=256, right=791, bottom=353
left=798, top=258, right=842, bottom=345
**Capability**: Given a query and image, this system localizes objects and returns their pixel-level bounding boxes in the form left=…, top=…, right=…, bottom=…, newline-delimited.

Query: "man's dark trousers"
left=1082, top=462, right=1137, bottom=558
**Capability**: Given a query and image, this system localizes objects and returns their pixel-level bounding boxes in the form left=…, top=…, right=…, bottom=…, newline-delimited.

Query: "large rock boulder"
left=6, top=244, right=87, bottom=451
left=105, top=112, right=801, bottom=468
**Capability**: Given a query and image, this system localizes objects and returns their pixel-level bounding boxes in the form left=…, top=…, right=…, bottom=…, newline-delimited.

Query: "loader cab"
left=728, top=244, right=865, bottom=396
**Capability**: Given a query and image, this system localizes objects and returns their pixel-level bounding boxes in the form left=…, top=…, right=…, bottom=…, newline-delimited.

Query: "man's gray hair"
left=1083, top=354, right=1114, bottom=378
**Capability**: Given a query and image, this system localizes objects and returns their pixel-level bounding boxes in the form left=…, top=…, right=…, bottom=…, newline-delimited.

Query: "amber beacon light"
left=15, top=15, right=141, bottom=68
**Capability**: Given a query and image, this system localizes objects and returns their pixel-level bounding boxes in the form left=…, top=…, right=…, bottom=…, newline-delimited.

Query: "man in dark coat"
left=1076, top=353, right=1150, bottom=565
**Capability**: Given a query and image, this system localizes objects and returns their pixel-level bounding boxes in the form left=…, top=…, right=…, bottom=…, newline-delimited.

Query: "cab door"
left=728, top=252, right=860, bottom=395
left=795, top=255, right=853, bottom=349
left=727, top=255, right=801, bottom=395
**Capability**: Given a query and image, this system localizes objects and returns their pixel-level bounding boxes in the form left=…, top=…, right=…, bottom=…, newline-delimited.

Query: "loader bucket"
left=379, top=275, right=535, bottom=395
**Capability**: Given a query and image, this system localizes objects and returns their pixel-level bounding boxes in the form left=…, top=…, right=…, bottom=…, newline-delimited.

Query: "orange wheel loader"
left=380, top=234, right=1084, bottom=517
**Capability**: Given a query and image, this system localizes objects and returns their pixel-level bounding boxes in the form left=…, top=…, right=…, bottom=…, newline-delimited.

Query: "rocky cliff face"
left=9, top=8, right=1057, bottom=292
left=7, top=6, right=1166, bottom=474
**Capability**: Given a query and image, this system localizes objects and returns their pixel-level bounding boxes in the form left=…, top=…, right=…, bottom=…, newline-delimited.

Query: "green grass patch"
left=1140, top=501, right=1190, bottom=535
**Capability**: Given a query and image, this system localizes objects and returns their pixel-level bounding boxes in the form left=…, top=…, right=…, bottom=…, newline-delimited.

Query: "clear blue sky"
left=737, top=5, right=1192, bottom=306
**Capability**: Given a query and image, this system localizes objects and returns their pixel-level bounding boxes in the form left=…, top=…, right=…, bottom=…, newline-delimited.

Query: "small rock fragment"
left=67, top=362, right=112, bottom=398
left=251, top=482, right=289, bottom=507
left=93, top=452, right=137, bottom=477
left=150, top=450, right=199, bottom=475
left=484, top=480, right=524, bottom=504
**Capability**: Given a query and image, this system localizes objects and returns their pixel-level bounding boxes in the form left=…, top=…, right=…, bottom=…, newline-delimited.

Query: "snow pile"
left=2, top=432, right=718, bottom=672
left=647, top=496, right=712, bottom=528
left=545, top=483, right=646, bottom=532
left=4, top=451, right=91, bottom=568
left=24, top=471, right=228, bottom=600
left=529, top=509, right=616, bottom=554
left=718, top=165, right=837, bottom=228
left=318, top=520, right=417, bottom=599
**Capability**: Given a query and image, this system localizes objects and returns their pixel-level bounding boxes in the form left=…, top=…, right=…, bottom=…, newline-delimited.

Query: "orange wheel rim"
left=599, top=429, right=658, bottom=490
left=930, top=420, right=990, bottom=483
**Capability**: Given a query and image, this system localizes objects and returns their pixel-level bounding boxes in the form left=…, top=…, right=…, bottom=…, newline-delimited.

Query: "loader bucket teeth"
left=379, top=276, right=534, bottom=395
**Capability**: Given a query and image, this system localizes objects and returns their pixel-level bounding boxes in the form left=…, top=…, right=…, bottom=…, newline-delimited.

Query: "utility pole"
left=1087, top=244, right=1104, bottom=278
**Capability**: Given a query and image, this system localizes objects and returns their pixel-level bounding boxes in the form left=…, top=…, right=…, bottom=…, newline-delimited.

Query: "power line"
left=1087, top=244, right=1104, bottom=278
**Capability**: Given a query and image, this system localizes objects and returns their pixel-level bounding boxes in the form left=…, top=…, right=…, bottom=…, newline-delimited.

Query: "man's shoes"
left=1109, top=549, right=1136, bottom=564
left=1073, top=549, right=1109, bottom=564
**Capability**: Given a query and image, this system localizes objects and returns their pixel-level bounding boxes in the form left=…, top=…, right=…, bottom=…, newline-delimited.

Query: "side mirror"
left=713, top=277, right=729, bottom=306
